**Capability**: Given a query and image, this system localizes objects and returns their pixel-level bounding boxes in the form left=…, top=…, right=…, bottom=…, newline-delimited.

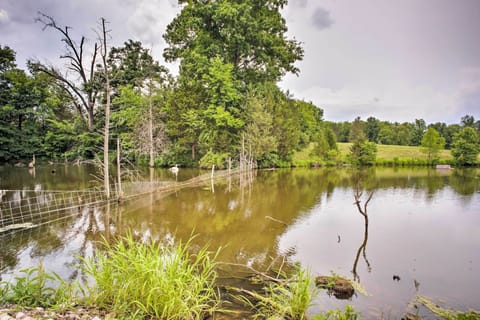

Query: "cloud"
left=311, top=7, right=333, bottom=30
left=0, top=9, right=9, bottom=25
left=292, top=0, right=308, bottom=8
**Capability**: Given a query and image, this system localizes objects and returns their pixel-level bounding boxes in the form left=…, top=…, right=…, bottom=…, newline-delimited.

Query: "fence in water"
left=0, top=167, right=247, bottom=234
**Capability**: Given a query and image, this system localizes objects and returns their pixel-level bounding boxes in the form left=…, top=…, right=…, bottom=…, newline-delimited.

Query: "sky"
left=1, top=0, right=479, bottom=124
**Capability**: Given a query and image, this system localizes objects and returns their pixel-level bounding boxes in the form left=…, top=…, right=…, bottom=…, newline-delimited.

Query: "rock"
left=15, top=312, right=26, bottom=319
left=315, top=276, right=355, bottom=299
left=91, top=317, right=102, bottom=320
left=0, top=313, right=14, bottom=320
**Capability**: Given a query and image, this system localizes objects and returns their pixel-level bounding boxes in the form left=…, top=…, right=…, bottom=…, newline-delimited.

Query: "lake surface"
left=1, top=165, right=479, bottom=318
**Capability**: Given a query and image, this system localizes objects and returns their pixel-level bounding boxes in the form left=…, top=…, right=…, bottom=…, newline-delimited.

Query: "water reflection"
left=351, top=187, right=373, bottom=282
left=1, top=166, right=480, bottom=318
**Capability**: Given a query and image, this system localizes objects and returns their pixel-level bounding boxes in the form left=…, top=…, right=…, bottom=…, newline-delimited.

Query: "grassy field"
left=337, top=143, right=453, bottom=161
left=293, top=142, right=456, bottom=166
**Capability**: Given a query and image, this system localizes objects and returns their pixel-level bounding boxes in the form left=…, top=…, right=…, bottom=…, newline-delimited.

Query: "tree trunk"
left=101, top=18, right=111, bottom=199
left=148, top=82, right=154, bottom=168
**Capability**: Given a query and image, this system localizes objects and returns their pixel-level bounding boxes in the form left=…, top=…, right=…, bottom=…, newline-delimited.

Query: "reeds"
left=81, top=234, right=220, bottom=319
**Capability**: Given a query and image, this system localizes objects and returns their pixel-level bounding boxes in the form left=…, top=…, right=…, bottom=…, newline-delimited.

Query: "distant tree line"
left=326, top=115, right=480, bottom=149
left=1, top=1, right=478, bottom=168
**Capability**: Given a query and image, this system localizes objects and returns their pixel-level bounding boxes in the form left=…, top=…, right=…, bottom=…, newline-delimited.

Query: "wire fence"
left=0, top=167, right=247, bottom=234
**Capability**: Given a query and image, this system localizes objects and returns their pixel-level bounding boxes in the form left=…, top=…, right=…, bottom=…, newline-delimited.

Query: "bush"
left=349, top=140, right=377, bottom=166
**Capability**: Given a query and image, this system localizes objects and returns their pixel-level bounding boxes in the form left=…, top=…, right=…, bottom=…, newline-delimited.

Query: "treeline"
left=0, top=1, right=331, bottom=168
left=326, top=116, right=480, bottom=149
left=1, top=1, right=479, bottom=168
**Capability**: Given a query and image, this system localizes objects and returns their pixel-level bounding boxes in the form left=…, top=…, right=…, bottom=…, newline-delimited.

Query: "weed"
left=0, top=262, right=75, bottom=309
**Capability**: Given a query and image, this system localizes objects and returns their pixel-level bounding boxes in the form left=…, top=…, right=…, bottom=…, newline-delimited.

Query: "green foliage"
left=421, top=127, right=445, bottom=162
left=81, top=234, right=220, bottom=319
left=199, top=150, right=230, bottom=169
left=164, top=0, right=303, bottom=83
left=0, top=263, right=75, bottom=309
left=312, top=305, right=360, bottom=320
left=349, top=140, right=377, bottom=166
left=348, top=117, right=366, bottom=142
left=365, top=117, right=380, bottom=143
left=451, top=127, right=480, bottom=166
left=244, top=94, right=277, bottom=161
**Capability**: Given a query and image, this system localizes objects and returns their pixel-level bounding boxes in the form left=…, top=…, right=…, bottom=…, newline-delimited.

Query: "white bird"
left=169, top=164, right=179, bottom=174
left=28, top=154, right=36, bottom=169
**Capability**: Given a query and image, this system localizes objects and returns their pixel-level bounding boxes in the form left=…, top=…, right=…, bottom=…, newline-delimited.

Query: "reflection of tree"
left=351, top=184, right=373, bottom=282
left=449, top=168, right=479, bottom=196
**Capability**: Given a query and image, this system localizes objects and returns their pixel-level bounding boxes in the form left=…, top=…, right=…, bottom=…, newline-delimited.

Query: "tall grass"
left=81, top=234, right=220, bottom=319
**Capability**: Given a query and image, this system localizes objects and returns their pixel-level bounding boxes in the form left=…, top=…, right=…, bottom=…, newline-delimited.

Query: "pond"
left=1, top=165, right=479, bottom=318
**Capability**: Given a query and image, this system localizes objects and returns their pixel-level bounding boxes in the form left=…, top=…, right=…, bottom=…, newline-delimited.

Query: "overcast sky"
left=1, top=0, right=479, bottom=124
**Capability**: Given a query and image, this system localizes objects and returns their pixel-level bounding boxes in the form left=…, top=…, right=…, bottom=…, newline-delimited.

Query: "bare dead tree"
left=99, top=18, right=112, bottom=198
left=352, top=187, right=374, bottom=281
left=34, top=12, right=99, bottom=130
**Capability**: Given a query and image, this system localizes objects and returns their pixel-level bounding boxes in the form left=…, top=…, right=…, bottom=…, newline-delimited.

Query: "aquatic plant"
left=81, top=234, right=220, bottom=319
left=235, top=265, right=317, bottom=319
left=415, top=296, right=480, bottom=320
left=312, top=305, right=359, bottom=320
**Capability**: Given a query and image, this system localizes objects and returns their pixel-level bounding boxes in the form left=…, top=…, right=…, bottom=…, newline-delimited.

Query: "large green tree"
left=163, top=0, right=304, bottom=163
left=164, top=0, right=303, bottom=84
left=451, top=127, right=480, bottom=166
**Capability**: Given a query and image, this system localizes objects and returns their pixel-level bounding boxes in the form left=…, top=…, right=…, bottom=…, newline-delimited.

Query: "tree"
left=365, top=117, right=380, bottom=143
left=421, top=127, right=445, bottom=162
left=350, top=139, right=377, bottom=166
left=163, top=0, right=303, bottom=84
left=99, top=18, right=112, bottom=198
left=244, top=94, right=277, bottom=161
left=34, top=13, right=100, bottom=131
left=109, top=40, right=170, bottom=167
left=348, top=117, right=366, bottom=142
left=410, top=118, right=426, bottom=146
left=451, top=127, right=480, bottom=166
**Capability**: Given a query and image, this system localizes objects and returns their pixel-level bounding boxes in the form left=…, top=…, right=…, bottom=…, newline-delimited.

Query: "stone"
left=315, top=275, right=355, bottom=299
left=0, top=313, right=14, bottom=320
left=15, top=312, right=25, bottom=319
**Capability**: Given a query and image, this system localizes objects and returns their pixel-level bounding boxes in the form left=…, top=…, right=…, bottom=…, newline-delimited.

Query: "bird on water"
left=28, top=154, right=36, bottom=169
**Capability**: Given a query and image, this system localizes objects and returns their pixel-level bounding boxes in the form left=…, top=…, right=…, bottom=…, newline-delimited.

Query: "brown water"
left=1, top=165, right=479, bottom=318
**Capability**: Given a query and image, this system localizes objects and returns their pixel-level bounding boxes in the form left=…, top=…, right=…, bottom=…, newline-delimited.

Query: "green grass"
left=293, top=142, right=458, bottom=166
left=338, top=143, right=453, bottom=161
left=81, top=234, right=220, bottom=319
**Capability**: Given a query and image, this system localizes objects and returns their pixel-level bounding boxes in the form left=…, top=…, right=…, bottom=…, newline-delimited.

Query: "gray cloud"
left=292, top=0, right=308, bottom=8
left=311, top=7, right=333, bottom=30
left=0, top=9, right=9, bottom=25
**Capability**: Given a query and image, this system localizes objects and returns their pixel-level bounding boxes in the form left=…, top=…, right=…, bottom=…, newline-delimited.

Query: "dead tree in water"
left=352, top=188, right=374, bottom=281
left=353, top=188, right=373, bottom=227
